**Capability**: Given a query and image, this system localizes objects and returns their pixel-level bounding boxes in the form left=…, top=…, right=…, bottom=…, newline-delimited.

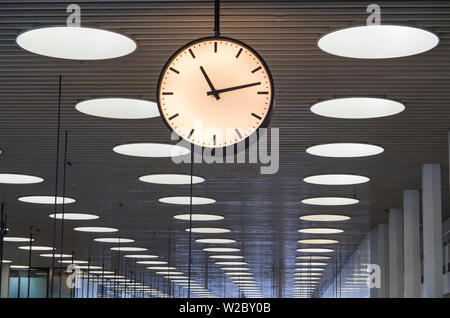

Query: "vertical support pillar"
left=1, top=263, right=9, bottom=298
left=422, top=164, right=443, bottom=297
left=369, top=229, right=378, bottom=298
left=377, top=223, right=389, bottom=298
left=389, top=209, right=404, bottom=297
left=403, top=189, right=421, bottom=297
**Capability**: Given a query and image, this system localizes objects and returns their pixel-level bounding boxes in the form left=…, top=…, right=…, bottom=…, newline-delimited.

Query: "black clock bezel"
left=156, top=35, right=274, bottom=151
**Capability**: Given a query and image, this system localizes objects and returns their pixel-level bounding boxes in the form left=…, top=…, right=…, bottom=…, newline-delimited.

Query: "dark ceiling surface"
left=0, top=0, right=450, bottom=298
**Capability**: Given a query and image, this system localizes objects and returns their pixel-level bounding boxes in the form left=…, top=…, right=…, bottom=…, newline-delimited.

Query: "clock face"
left=157, top=36, right=274, bottom=148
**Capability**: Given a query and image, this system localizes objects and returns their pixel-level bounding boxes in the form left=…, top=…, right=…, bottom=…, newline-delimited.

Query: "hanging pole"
left=187, top=144, right=194, bottom=298
left=50, top=75, right=63, bottom=298
left=214, top=0, right=220, bottom=37
left=27, top=226, right=34, bottom=298
left=0, top=202, right=6, bottom=296
left=58, top=130, right=68, bottom=298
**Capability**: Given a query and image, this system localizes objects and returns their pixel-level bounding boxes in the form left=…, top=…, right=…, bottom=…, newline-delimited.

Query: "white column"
left=403, top=189, right=421, bottom=297
left=377, top=223, right=389, bottom=298
left=389, top=209, right=404, bottom=297
left=422, top=164, right=443, bottom=297
left=1, top=263, right=9, bottom=298
left=369, top=229, right=378, bottom=298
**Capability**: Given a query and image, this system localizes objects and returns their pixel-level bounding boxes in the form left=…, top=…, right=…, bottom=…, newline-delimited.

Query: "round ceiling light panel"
left=0, top=174, right=43, bottom=184
left=140, top=174, right=204, bottom=185
left=298, top=239, right=339, bottom=244
left=318, top=25, right=439, bottom=59
left=4, top=236, right=34, bottom=242
left=298, top=228, right=343, bottom=234
left=296, top=255, right=330, bottom=260
left=220, top=267, right=250, bottom=271
left=113, top=143, right=189, bottom=158
left=306, top=143, right=384, bottom=158
left=310, top=97, right=405, bottom=119
left=18, top=196, right=75, bottom=204
left=295, top=267, right=325, bottom=272
left=215, top=261, right=247, bottom=266
left=174, top=214, right=223, bottom=221
left=297, top=248, right=334, bottom=253
left=110, top=247, right=147, bottom=252
left=303, top=174, right=369, bottom=185
left=146, top=266, right=177, bottom=270
left=209, top=255, right=243, bottom=259
left=196, top=238, right=236, bottom=244
left=159, top=196, right=215, bottom=205
left=94, top=238, right=135, bottom=243
left=300, top=214, right=350, bottom=222
left=296, top=262, right=328, bottom=266
left=136, top=261, right=167, bottom=265
left=124, top=255, right=158, bottom=259
left=18, top=246, right=54, bottom=251
left=203, top=247, right=240, bottom=252
left=74, top=227, right=118, bottom=233
left=75, top=98, right=159, bottom=119
left=301, top=197, right=359, bottom=206
left=49, top=213, right=99, bottom=220
left=59, top=260, right=88, bottom=264
left=186, top=227, right=230, bottom=234
left=16, top=26, right=136, bottom=60
left=40, top=253, right=72, bottom=258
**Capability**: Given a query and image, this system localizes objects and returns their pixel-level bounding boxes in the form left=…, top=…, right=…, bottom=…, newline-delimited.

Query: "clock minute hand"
left=200, top=66, right=220, bottom=100
left=207, top=82, right=261, bottom=96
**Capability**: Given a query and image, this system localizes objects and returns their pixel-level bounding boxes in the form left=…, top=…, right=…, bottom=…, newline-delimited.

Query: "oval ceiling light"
left=146, top=266, right=177, bottom=270
left=18, top=196, right=75, bottom=204
left=225, top=272, right=253, bottom=276
left=215, top=261, right=247, bottom=266
left=298, top=228, right=343, bottom=234
left=75, top=98, right=159, bottom=119
left=10, top=265, right=29, bottom=269
left=296, top=255, right=330, bottom=260
left=310, top=97, right=405, bottom=119
left=159, top=196, right=215, bottom=205
left=140, top=174, right=204, bottom=185
left=124, top=254, right=158, bottom=259
left=297, top=248, right=334, bottom=253
left=295, top=272, right=322, bottom=276
left=209, top=255, right=243, bottom=259
left=186, top=227, right=230, bottom=234
left=2, top=260, right=12, bottom=263
left=49, top=213, right=99, bottom=220
left=40, top=253, right=72, bottom=258
left=136, top=260, right=167, bottom=265
left=196, top=238, right=236, bottom=244
left=296, top=262, right=327, bottom=266
left=16, top=26, right=136, bottom=60
left=220, top=267, right=250, bottom=271
left=18, top=245, right=54, bottom=251
left=301, top=197, right=358, bottom=206
left=295, top=267, right=325, bottom=272
left=110, top=247, right=147, bottom=252
left=113, top=143, right=189, bottom=158
left=298, top=239, right=339, bottom=244
left=74, top=227, right=118, bottom=233
left=306, top=143, right=384, bottom=158
left=94, top=238, right=135, bottom=243
left=0, top=174, right=43, bottom=184
left=155, top=271, right=183, bottom=275
left=318, top=25, right=438, bottom=59
left=303, top=174, right=369, bottom=186
left=59, top=260, right=88, bottom=264
left=203, top=247, right=240, bottom=252
left=300, top=214, right=350, bottom=222
left=174, top=214, right=223, bottom=221
left=4, top=236, right=34, bottom=242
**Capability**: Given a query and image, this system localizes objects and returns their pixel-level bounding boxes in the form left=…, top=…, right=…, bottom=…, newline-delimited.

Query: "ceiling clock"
left=157, top=36, right=274, bottom=148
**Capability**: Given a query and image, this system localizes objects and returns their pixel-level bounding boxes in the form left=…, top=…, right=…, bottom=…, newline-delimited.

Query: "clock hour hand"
left=200, top=66, right=220, bottom=100
left=207, top=82, right=261, bottom=96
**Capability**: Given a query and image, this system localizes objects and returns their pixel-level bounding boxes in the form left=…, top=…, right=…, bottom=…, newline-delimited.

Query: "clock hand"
left=199, top=66, right=220, bottom=100
left=207, top=82, right=261, bottom=96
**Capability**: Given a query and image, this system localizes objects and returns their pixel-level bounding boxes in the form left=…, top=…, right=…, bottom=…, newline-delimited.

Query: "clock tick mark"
left=235, top=129, right=242, bottom=139
left=169, top=67, right=179, bottom=74
left=236, top=48, right=243, bottom=58
left=251, top=113, right=262, bottom=120
left=251, top=66, right=262, bottom=73
left=257, top=91, right=269, bottom=95
left=187, top=129, right=195, bottom=139
left=213, top=134, right=216, bottom=146
left=168, top=113, right=179, bottom=120
left=189, top=49, right=196, bottom=59
left=214, top=42, right=217, bottom=53
left=162, top=92, right=173, bottom=95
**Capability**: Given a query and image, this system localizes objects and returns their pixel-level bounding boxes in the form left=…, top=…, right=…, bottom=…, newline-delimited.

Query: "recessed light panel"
left=146, top=266, right=176, bottom=270
left=296, top=255, right=330, bottom=260
left=94, top=238, right=135, bottom=243
left=16, top=26, right=136, bottom=60
left=159, top=196, right=215, bottom=205
left=2, top=260, right=12, bottom=263
left=49, top=213, right=99, bottom=220
left=306, top=143, right=383, bottom=158
left=297, top=248, right=334, bottom=253
left=140, top=174, right=204, bottom=185
left=40, top=253, right=71, bottom=258
left=303, top=174, right=369, bottom=185
left=136, top=261, right=167, bottom=265
left=110, top=247, right=147, bottom=252
left=215, top=261, right=247, bottom=265
left=74, top=227, right=118, bottom=233
left=196, top=238, right=236, bottom=244
left=220, top=267, right=249, bottom=271
left=186, top=227, right=230, bottom=234
left=174, top=214, right=223, bottom=221
left=298, top=228, right=343, bottom=234
left=18, top=246, right=54, bottom=251
left=59, top=260, right=87, bottom=264
left=318, top=25, right=439, bottom=59
left=311, top=97, right=405, bottom=119
left=0, top=174, right=43, bottom=184
left=301, top=197, right=358, bottom=206
left=4, top=236, right=34, bottom=242
left=203, top=247, right=240, bottom=252
left=298, top=239, right=339, bottom=244
left=75, top=98, right=159, bottom=119
left=295, top=267, right=325, bottom=272
left=300, top=214, right=350, bottom=222
left=209, top=255, right=243, bottom=259
left=124, top=255, right=158, bottom=259
left=113, top=143, right=189, bottom=158
left=296, top=262, right=327, bottom=266
left=18, top=196, right=75, bottom=204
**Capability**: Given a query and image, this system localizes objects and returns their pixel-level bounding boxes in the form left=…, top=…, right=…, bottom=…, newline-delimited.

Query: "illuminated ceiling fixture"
left=10, top=265, right=30, bottom=269
left=40, top=253, right=71, bottom=258
left=75, top=98, right=159, bottom=119
left=295, top=272, right=322, bottom=276
left=174, top=214, right=223, bottom=221
left=310, top=97, right=405, bottom=119
left=113, top=143, right=189, bottom=158
left=124, top=255, right=158, bottom=259
left=185, top=227, right=230, bottom=234
left=209, top=255, right=243, bottom=259
left=297, top=248, right=334, bottom=253
left=18, top=196, right=75, bottom=204
left=295, top=268, right=325, bottom=272
left=16, top=26, right=136, bottom=60
left=220, top=267, right=249, bottom=271
left=136, top=261, right=167, bottom=265
left=94, top=238, right=135, bottom=243
left=49, top=213, right=99, bottom=220
left=18, top=245, right=54, bottom=251
left=306, top=143, right=383, bottom=158
left=300, top=214, right=350, bottom=222
left=110, top=247, right=147, bottom=252
left=215, top=261, right=247, bottom=265
left=146, top=266, right=177, bottom=270
left=225, top=272, right=253, bottom=276
left=140, top=174, right=204, bottom=185
left=295, top=277, right=320, bottom=281
left=196, top=238, right=236, bottom=244
left=159, top=196, right=215, bottom=205
left=301, top=197, right=358, bottom=206
left=298, top=239, right=339, bottom=244
left=2, top=260, right=12, bottom=263
left=296, top=262, right=327, bottom=266
left=59, top=260, right=87, bottom=264
left=155, top=271, right=183, bottom=275
left=298, top=228, right=343, bottom=234
left=3, top=236, right=34, bottom=242
left=0, top=174, right=43, bottom=184
left=296, top=255, right=330, bottom=260
left=203, top=247, right=240, bottom=252
left=318, top=25, right=438, bottom=59
left=74, top=227, right=118, bottom=233
left=303, top=174, right=369, bottom=185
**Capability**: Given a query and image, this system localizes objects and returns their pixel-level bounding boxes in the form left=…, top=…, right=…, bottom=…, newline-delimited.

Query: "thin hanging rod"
left=187, top=144, right=194, bottom=298
left=214, top=0, right=220, bottom=37
left=0, top=203, right=6, bottom=295
left=50, top=75, right=62, bottom=298
left=58, top=130, right=68, bottom=298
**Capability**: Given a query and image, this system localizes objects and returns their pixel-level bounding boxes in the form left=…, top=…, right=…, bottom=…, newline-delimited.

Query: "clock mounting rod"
left=214, top=0, right=220, bottom=37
